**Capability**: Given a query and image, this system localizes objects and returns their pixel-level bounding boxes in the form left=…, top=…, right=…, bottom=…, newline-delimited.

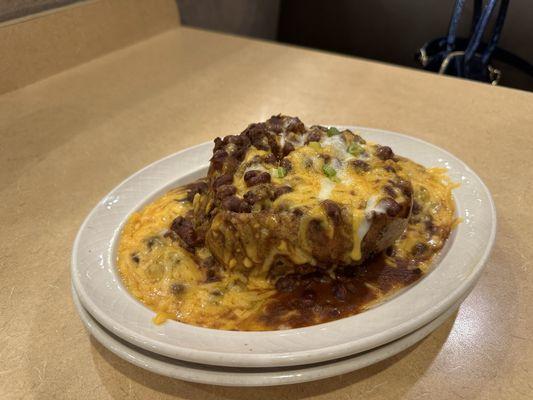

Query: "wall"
left=0, top=0, right=83, bottom=22
left=2, top=0, right=530, bottom=91
left=177, top=0, right=280, bottom=40
left=278, top=0, right=533, bottom=91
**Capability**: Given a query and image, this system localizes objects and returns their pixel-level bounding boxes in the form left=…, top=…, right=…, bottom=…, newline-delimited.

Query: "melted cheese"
left=117, top=134, right=457, bottom=331
left=350, top=211, right=367, bottom=260
left=268, top=136, right=400, bottom=262
left=318, top=178, right=335, bottom=200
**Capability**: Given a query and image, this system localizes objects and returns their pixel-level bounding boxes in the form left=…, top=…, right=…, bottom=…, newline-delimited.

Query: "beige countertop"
left=1, top=6, right=533, bottom=399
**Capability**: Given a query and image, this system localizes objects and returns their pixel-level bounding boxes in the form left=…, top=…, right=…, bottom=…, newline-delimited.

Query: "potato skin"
left=361, top=198, right=412, bottom=260
left=205, top=211, right=302, bottom=274
left=205, top=196, right=411, bottom=277
left=206, top=207, right=355, bottom=275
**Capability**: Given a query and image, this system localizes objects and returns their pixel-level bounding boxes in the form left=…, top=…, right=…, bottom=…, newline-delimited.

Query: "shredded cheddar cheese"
left=117, top=134, right=457, bottom=330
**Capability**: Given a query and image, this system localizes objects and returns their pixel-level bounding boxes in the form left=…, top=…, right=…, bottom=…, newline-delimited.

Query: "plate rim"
left=71, top=126, right=497, bottom=367
left=71, top=282, right=465, bottom=387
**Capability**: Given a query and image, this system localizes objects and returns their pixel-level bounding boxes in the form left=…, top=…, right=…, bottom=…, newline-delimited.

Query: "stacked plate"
left=71, top=127, right=496, bottom=387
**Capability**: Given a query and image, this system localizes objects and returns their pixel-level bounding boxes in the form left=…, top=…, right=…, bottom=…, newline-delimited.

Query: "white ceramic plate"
left=71, top=126, right=496, bottom=368
left=72, top=283, right=464, bottom=387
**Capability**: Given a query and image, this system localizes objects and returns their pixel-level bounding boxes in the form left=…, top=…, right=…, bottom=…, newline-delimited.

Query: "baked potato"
left=178, top=116, right=412, bottom=278
left=117, top=115, right=458, bottom=330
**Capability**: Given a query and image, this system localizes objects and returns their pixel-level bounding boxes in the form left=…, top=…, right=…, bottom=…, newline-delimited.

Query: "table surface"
left=1, top=26, right=532, bottom=400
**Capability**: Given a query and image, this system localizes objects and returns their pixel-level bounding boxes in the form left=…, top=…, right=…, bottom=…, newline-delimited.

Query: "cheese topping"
left=318, top=178, right=335, bottom=200
left=262, top=133, right=403, bottom=262
left=117, top=131, right=457, bottom=330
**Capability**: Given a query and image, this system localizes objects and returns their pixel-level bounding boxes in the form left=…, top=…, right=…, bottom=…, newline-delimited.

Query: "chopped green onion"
left=322, top=164, right=337, bottom=179
left=418, top=186, right=430, bottom=202
left=347, top=142, right=365, bottom=156
left=272, top=167, right=287, bottom=178
left=327, top=127, right=341, bottom=137
left=308, top=141, right=322, bottom=150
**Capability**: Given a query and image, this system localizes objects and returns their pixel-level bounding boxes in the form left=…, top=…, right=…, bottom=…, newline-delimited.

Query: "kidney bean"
left=302, top=289, right=317, bottom=301
left=280, top=158, right=292, bottom=172
left=332, top=282, right=348, bottom=301
left=186, top=180, right=208, bottom=202
left=210, top=149, right=228, bottom=170
left=213, top=137, right=224, bottom=151
left=245, top=123, right=271, bottom=150
left=213, top=174, right=233, bottom=189
left=425, top=219, right=439, bottom=234
left=232, top=147, right=246, bottom=161
left=350, top=159, right=370, bottom=172
left=216, top=184, right=237, bottom=200
left=200, top=256, right=215, bottom=269
left=325, top=306, right=341, bottom=318
left=228, top=135, right=250, bottom=147
left=395, top=178, right=413, bottom=196
left=170, top=283, right=185, bottom=294
left=305, top=131, right=322, bottom=144
left=221, top=195, right=243, bottom=212
left=322, top=200, right=343, bottom=225
left=263, top=153, right=277, bottom=164
left=285, top=116, right=305, bottom=133
left=239, top=201, right=252, bottom=213
left=375, top=146, right=394, bottom=160
left=353, top=134, right=366, bottom=144
left=272, top=185, right=293, bottom=199
left=384, top=185, right=397, bottom=198
left=244, top=170, right=271, bottom=187
left=266, top=115, right=283, bottom=132
left=205, top=269, right=221, bottom=283
left=412, top=200, right=421, bottom=215
left=412, top=243, right=428, bottom=256
left=244, top=184, right=271, bottom=204
left=170, top=217, right=199, bottom=250
left=292, top=208, right=304, bottom=217
left=282, top=142, right=295, bottom=157
left=244, top=170, right=260, bottom=183
left=379, top=197, right=402, bottom=217
left=275, top=274, right=298, bottom=293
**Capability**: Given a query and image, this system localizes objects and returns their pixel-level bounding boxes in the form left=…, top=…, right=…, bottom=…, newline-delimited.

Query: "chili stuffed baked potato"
left=118, top=115, right=457, bottom=329
left=177, top=115, right=413, bottom=280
